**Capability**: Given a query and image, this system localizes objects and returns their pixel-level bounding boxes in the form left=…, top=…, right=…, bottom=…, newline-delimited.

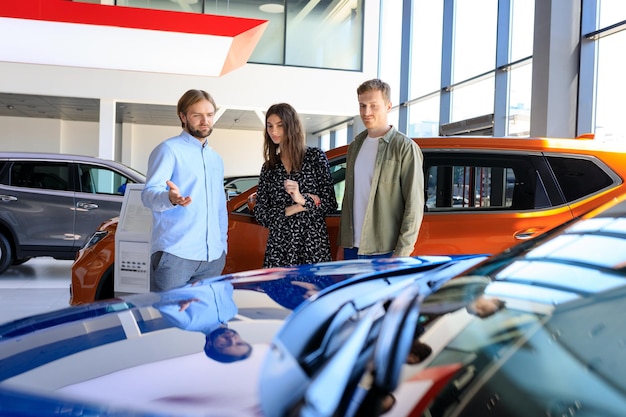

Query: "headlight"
left=82, top=230, right=108, bottom=249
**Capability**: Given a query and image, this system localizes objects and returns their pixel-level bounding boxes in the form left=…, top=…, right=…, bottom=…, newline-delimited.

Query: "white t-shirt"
left=353, top=136, right=379, bottom=247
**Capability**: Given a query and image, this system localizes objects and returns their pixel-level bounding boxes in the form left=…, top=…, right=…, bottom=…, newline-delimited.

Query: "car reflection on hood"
left=0, top=254, right=484, bottom=417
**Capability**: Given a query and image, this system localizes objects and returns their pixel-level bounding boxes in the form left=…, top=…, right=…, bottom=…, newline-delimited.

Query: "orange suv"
left=70, top=136, right=626, bottom=305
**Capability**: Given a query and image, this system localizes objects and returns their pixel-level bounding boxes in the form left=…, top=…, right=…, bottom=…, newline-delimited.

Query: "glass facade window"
left=599, top=0, right=626, bottom=27
left=451, top=76, right=494, bottom=123
left=117, top=0, right=364, bottom=70
left=120, top=0, right=202, bottom=13
left=410, top=0, right=443, bottom=99
left=72, top=0, right=621, bottom=145
left=578, top=0, right=626, bottom=141
left=507, top=63, right=532, bottom=136
left=388, top=107, right=399, bottom=132
left=204, top=0, right=286, bottom=64
left=510, top=0, right=534, bottom=62
left=334, top=128, right=348, bottom=148
left=397, top=0, right=534, bottom=139
left=106, top=0, right=545, bottom=141
left=320, top=133, right=331, bottom=151
left=408, top=96, right=440, bottom=137
left=594, top=14, right=626, bottom=141
left=452, top=0, right=497, bottom=83
left=378, top=0, right=403, bottom=106
left=285, top=0, right=364, bottom=70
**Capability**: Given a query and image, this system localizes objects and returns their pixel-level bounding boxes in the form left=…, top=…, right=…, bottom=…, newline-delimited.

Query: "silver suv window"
left=78, top=164, right=132, bottom=195
left=6, top=161, right=70, bottom=191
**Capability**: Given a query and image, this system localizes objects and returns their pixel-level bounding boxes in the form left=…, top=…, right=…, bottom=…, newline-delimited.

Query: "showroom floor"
left=0, top=257, right=73, bottom=324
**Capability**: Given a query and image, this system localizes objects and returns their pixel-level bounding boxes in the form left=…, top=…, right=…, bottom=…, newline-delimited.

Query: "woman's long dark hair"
left=263, top=103, right=306, bottom=172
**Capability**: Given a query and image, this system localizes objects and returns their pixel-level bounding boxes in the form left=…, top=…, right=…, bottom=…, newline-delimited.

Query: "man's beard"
left=188, top=126, right=213, bottom=139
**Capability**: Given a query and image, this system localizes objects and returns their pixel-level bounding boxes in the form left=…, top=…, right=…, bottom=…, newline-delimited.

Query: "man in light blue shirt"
left=154, top=280, right=253, bottom=363
left=142, top=89, right=228, bottom=291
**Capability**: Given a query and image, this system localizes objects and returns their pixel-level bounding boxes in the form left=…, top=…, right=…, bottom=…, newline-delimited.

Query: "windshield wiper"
left=343, top=283, right=423, bottom=417
left=300, top=301, right=386, bottom=417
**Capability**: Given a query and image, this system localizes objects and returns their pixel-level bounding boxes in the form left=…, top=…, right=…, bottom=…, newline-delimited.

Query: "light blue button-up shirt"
left=154, top=281, right=237, bottom=334
left=141, top=131, right=228, bottom=262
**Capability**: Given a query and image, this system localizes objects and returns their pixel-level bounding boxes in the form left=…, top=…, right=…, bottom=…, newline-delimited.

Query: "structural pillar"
left=99, top=98, right=116, bottom=160
left=530, top=0, right=582, bottom=138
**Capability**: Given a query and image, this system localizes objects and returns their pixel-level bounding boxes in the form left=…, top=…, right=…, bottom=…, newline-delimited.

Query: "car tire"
left=94, top=265, right=115, bottom=301
left=0, top=233, right=13, bottom=275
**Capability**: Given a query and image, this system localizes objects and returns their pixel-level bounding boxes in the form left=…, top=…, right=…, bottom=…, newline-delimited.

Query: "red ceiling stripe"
left=0, top=0, right=267, bottom=37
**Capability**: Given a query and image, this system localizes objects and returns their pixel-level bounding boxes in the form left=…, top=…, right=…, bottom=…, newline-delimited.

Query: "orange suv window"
left=425, top=154, right=551, bottom=211
left=545, top=156, right=615, bottom=202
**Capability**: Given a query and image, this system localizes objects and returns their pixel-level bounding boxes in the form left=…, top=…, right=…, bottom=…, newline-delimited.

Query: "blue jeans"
left=343, top=247, right=393, bottom=260
left=150, top=251, right=226, bottom=292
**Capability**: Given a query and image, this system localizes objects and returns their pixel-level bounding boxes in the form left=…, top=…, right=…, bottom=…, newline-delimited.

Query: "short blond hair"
left=357, top=79, right=391, bottom=103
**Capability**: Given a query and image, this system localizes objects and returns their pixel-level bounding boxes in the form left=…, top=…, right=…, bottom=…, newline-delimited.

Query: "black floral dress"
left=254, top=147, right=337, bottom=268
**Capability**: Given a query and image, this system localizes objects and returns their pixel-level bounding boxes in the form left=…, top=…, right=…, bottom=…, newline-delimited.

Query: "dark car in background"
left=3, top=193, right=626, bottom=416
left=0, top=152, right=145, bottom=275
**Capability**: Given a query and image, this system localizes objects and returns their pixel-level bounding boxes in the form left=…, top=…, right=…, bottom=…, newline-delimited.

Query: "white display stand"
left=114, top=184, right=152, bottom=295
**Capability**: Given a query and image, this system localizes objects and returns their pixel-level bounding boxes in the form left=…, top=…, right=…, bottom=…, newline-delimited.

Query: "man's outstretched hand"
left=167, top=180, right=192, bottom=206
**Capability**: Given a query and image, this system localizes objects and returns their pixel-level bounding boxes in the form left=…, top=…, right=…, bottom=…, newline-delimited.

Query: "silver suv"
left=0, top=152, right=145, bottom=275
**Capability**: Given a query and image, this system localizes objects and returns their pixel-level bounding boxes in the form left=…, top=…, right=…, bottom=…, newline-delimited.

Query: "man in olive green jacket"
left=339, top=79, right=424, bottom=259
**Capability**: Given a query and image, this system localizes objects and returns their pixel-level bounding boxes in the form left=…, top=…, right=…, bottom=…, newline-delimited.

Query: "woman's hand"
left=284, top=179, right=305, bottom=205
left=305, top=193, right=321, bottom=207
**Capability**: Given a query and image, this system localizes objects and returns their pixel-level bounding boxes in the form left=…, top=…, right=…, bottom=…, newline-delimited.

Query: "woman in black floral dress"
left=254, top=103, right=337, bottom=268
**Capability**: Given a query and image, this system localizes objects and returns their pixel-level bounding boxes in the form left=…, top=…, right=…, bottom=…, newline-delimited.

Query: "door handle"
left=0, top=195, right=17, bottom=202
left=76, top=202, right=99, bottom=210
left=514, top=227, right=544, bottom=240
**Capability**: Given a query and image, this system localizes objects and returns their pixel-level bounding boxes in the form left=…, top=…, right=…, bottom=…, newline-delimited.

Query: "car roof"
left=0, top=151, right=118, bottom=161
left=0, top=151, right=146, bottom=181
left=413, top=135, right=626, bottom=153
left=325, top=135, right=626, bottom=156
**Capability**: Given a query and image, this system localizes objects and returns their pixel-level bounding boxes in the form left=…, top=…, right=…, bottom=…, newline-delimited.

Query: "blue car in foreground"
left=2, top=194, right=626, bottom=416
left=0, top=254, right=484, bottom=417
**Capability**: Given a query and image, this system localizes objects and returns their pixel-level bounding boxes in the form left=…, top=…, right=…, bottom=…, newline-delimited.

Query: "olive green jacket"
left=338, top=127, right=424, bottom=256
